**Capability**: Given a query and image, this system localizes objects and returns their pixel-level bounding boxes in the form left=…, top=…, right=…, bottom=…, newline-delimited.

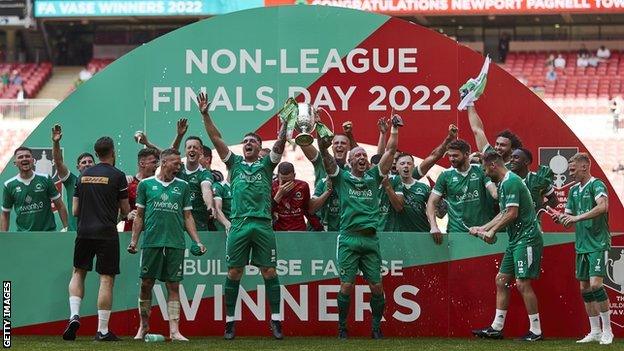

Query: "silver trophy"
left=294, top=102, right=318, bottom=146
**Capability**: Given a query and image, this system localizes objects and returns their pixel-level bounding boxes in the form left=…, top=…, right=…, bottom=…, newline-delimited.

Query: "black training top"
left=74, top=163, right=128, bottom=239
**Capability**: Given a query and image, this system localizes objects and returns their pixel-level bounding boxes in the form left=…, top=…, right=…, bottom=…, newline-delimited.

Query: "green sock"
left=264, top=276, right=281, bottom=315
left=337, top=292, right=350, bottom=329
left=224, top=277, right=240, bottom=318
left=370, top=293, right=385, bottom=331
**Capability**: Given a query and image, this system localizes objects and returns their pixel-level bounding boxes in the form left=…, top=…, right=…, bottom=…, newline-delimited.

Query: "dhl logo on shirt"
left=81, top=176, right=109, bottom=184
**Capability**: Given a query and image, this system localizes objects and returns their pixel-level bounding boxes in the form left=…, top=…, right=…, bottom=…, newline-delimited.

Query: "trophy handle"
left=316, top=107, right=335, bottom=133
left=606, top=258, right=620, bottom=292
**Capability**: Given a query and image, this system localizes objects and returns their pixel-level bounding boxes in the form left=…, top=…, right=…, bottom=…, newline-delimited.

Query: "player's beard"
left=19, top=161, right=32, bottom=173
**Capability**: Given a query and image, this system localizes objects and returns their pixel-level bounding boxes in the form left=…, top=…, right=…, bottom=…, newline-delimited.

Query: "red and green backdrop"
left=1, top=5, right=623, bottom=337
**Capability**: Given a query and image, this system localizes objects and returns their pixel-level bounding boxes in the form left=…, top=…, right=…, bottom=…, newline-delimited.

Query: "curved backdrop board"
left=1, top=5, right=624, bottom=337
left=1, top=6, right=621, bottom=233
left=2, top=232, right=624, bottom=337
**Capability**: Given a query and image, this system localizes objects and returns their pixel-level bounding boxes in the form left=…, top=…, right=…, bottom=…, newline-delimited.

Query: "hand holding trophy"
left=278, top=98, right=334, bottom=146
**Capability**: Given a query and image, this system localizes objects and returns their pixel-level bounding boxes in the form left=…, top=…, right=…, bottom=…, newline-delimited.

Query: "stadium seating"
left=0, top=121, right=38, bottom=173
left=0, top=62, right=53, bottom=99
left=583, top=137, right=624, bottom=200
left=86, top=58, right=115, bottom=74
left=502, top=50, right=624, bottom=99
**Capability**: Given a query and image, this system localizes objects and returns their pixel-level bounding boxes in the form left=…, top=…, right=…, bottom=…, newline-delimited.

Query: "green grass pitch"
left=8, top=336, right=620, bottom=351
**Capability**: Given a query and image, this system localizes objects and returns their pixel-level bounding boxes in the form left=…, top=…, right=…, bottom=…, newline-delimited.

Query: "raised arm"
left=197, top=92, right=230, bottom=160
left=376, top=118, right=388, bottom=156
left=272, top=119, right=288, bottom=156
left=418, top=124, right=457, bottom=177
left=170, top=118, right=188, bottom=151
left=136, top=132, right=162, bottom=153
left=51, top=124, right=69, bottom=180
left=342, top=121, right=358, bottom=149
left=467, top=106, right=490, bottom=153
left=318, top=134, right=338, bottom=177
left=378, top=116, right=401, bottom=175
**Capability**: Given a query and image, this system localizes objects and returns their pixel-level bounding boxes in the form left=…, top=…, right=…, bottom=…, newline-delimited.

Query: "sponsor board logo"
left=605, top=247, right=624, bottom=327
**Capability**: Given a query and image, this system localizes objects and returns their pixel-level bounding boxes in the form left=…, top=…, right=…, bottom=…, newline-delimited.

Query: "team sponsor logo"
left=161, top=193, right=169, bottom=201
left=455, top=189, right=480, bottom=203
left=17, top=199, right=45, bottom=213
left=538, top=147, right=578, bottom=189
left=239, top=173, right=262, bottom=183
left=348, top=188, right=373, bottom=198
left=606, top=247, right=624, bottom=327
left=81, top=176, right=109, bottom=184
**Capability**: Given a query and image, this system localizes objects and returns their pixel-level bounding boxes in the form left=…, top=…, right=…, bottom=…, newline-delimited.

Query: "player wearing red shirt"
left=272, top=162, right=314, bottom=231
left=123, top=148, right=159, bottom=231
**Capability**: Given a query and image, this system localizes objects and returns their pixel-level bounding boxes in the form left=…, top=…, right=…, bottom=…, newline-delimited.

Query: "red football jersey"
left=271, top=179, right=310, bottom=231
left=123, top=176, right=140, bottom=232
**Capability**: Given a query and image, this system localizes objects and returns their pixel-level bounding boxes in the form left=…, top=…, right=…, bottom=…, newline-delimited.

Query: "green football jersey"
left=312, top=153, right=327, bottom=188
left=225, top=151, right=278, bottom=220
left=2, top=173, right=60, bottom=231
left=565, top=177, right=610, bottom=254
left=483, top=144, right=512, bottom=169
left=311, top=152, right=347, bottom=230
left=176, top=165, right=213, bottom=226
left=432, top=164, right=495, bottom=233
left=393, top=179, right=431, bottom=232
left=330, top=165, right=384, bottom=232
left=136, top=176, right=192, bottom=249
left=212, top=181, right=232, bottom=219
left=378, top=175, right=401, bottom=231
left=498, top=171, right=543, bottom=247
left=213, top=181, right=232, bottom=232
left=60, top=172, right=78, bottom=230
left=312, top=178, right=340, bottom=231
left=522, top=165, right=554, bottom=212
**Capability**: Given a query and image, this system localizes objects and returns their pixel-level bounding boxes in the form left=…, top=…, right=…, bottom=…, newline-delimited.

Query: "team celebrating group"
left=0, top=75, right=614, bottom=344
